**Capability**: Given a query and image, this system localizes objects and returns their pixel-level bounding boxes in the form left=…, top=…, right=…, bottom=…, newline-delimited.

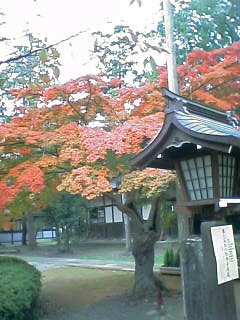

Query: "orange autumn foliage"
left=0, top=43, right=239, bottom=211
left=0, top=162, right=45, bottom=211
left=120, top=168, right=176, bottom=199
left=170, top=42, right=239, bottom=111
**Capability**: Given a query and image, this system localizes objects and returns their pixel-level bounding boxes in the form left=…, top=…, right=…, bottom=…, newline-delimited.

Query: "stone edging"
left=159, top=266, right=181, bottom=276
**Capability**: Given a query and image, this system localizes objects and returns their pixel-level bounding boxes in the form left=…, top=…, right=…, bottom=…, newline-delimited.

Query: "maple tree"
left=0, top=43, right=239, bottom=297
left=158, top=41, right=240, bottom=113
left=0, top=74, right=173, bottom=297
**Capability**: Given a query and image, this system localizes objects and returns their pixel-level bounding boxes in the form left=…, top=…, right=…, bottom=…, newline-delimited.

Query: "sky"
left=0, top=0, right=162, bottom=82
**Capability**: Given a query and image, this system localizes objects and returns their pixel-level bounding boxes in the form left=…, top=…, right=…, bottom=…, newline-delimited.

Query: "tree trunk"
left=106, top=194, right=163, bottom=298
left=132, top=230, right=158, bottom=298
left=21, top=218, right=27, bottom=246
left=55, top=226, right=61, bottom=246
left=26, top=213, right=37, bottom=250
left=124, top=214, right=132, bottom=254
left=64, top=227, right=70, bottom=251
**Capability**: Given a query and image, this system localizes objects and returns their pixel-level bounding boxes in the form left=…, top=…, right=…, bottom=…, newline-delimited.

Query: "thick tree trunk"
left=106, top=194, right=164, bottom=299
left=26, top=213, right=37, bottom=250
left=132, top=230, right=158, bottom=298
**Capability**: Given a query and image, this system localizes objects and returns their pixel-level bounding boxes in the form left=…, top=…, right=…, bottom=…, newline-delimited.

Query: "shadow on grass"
left=37, top=267, right=183, bottom=320
left=39, top=267, right=134, bottom=313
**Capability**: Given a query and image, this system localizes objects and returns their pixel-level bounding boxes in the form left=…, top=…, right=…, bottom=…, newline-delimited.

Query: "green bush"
left=0, top=256, right=41, bottom=320
left=163, top=248, right=180, bottom=267
left=163, top=248, right=170, bottom=267
left=173, top=248, right=180, bottom=267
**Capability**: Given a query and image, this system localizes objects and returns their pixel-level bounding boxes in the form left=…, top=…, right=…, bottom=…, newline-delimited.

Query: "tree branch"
left=143, top=41, right=170, bottom=54
left=0, top=29, right=89, bottom=66
left=105, top=193, right=143, bottom=227
left=147, top=198, right=159, bottom=230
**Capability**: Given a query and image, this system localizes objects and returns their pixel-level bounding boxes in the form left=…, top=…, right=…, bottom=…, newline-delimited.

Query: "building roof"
left=176, top=109, right=240, bottom=138
left=133, top=89, right=240, bottom=170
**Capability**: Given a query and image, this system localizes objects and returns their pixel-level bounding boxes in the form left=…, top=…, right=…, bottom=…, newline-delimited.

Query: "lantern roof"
left=133, top=88, right=240, bottom=170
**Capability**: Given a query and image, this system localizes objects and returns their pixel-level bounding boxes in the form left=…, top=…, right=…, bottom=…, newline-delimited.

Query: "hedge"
left=0, top=256, right=41, bottom=320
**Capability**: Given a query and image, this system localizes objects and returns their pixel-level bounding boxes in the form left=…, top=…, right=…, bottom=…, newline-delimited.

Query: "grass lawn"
left=37, top=240, right=58, bottom=246
left=36, top=241, right=164, bottom=265
left=40, top=267, right=134, bottom=312
left=74, top=254, right=164, bottom=265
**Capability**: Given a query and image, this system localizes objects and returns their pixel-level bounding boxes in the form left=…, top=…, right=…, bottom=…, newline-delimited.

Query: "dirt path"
left=40, top=294, right=183, bottom=320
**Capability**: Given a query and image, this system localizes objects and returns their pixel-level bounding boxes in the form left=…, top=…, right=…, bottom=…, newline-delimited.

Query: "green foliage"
left=161, top=202, right=177, bottom=235
left=173, top=248, right=181, bottom=268
left=163, top=248, right=170, bottom=267
left=94, top=0, right=240, bottom=81
left=158, top=0, right=240, bottom=64
left=163, top=248, right=180, bottom=267
left=7, top=182, right=58, bottom=221
left=0, top=256, right=41, bottom=320
left=169, top=248, right=174, bottom=266
left=0, top=32, right=61, bottom=123
left=44, top=192, right=88, bottom=228
left=42, top=192, right=89, bottom=249
left=92, top=25, right=163, bottom=84
left=103, top=151, right=132, bottom=176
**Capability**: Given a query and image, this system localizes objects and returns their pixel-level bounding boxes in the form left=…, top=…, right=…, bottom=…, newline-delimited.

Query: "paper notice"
left=211, top=225, right=239, bottom=285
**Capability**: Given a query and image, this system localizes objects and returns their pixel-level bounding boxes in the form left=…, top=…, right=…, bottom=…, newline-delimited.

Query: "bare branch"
left=143, top=41, right=170, bottom=54
left=129, top=0, right=142, bottom=7
left=0, top=29, right=89, bottom=66
left=0, top=37, right=9, bottom=42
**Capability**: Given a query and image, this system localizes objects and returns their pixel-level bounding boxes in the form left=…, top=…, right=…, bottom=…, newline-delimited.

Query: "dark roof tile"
left=176, top=109, right=240, bottom=138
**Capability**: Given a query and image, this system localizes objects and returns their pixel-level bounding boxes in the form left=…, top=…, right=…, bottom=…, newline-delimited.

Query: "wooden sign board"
left=211, top=225, right=239, bottom=285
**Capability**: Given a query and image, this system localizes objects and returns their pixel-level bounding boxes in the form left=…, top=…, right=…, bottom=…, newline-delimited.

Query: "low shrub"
left=0, top=256, right=41, bottom=320
left=163, top=248, right=180, bottom=267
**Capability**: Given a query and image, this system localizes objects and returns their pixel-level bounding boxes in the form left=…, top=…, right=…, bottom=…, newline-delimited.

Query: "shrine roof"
left=133, top=89, right=240, bottom=170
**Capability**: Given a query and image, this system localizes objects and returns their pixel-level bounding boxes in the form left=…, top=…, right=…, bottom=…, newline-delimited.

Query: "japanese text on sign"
left=211, top=225, right=239, bottom=285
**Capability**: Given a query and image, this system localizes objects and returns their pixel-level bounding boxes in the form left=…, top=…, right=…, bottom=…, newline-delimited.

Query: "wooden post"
left=181, top=236, right=205, bottom=319
left=175, top=180, right=191, bottom=319
left=201, top=221, right=237, bottom=320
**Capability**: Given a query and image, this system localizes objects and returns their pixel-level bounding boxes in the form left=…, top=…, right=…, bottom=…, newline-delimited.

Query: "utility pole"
left=162, top=0, right=187, bottom=318
left=162, top=0, right=179, bottom=94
